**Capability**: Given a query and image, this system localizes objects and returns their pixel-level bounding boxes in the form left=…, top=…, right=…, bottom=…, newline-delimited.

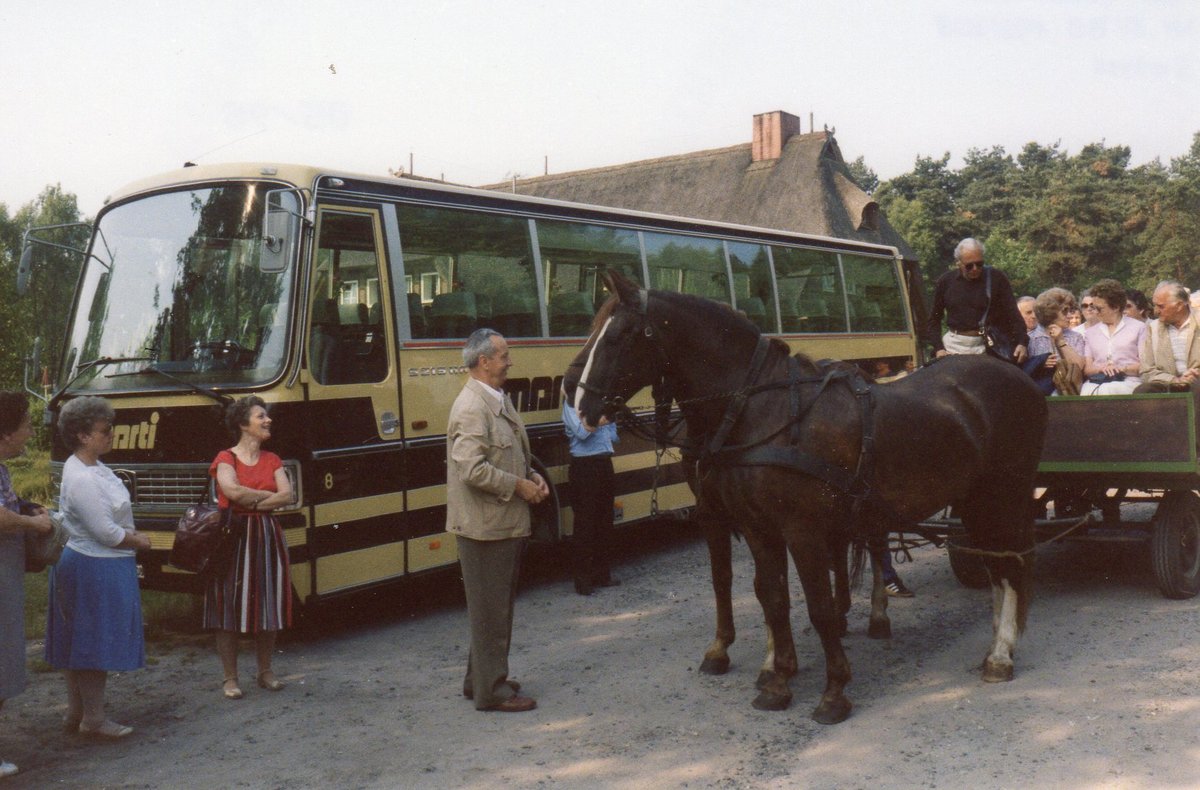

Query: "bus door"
left=303, top=205, right=404, bottom=598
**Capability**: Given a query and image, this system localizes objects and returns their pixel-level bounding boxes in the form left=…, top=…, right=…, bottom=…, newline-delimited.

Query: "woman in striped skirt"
left=206, top=396, right=293, bottom=700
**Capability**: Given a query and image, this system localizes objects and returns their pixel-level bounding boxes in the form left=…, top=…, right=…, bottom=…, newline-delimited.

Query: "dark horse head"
left=571, top=269, right=778, bottom=431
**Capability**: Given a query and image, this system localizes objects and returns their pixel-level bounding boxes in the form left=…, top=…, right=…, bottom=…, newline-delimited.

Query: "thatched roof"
left=481, top=131, right=915, bottom=260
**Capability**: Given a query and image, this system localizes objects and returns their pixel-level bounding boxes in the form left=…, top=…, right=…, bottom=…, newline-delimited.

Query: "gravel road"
left=4, top=515, right=1199, bottom=789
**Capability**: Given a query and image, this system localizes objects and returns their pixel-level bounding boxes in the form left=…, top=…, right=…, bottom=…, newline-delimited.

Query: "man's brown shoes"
left=487, top=695, right=537, bottom=713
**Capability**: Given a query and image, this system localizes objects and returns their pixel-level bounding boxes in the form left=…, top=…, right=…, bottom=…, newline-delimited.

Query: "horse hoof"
left=867, top=619, right=892, bottom=640
left=982, top=660, right=1014, bottom=683
left=751, top=689, right=792, bottom=711
left=699, top=656, right=731, bottom=676
left=810, top=696, right=852, bottom=725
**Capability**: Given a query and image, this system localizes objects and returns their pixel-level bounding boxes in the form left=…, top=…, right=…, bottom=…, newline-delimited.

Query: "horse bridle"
left=573, top=288, right=673, bottom=419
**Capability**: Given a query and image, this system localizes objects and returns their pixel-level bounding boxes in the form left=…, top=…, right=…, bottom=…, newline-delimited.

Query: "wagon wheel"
left=1151, top=491, right=1200, bottom=599
left=947, top=542, right=990, bottom=589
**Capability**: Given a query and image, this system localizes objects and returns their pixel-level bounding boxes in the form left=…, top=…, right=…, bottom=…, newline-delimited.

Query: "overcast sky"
left=3, top=0, right=1198, bottom=214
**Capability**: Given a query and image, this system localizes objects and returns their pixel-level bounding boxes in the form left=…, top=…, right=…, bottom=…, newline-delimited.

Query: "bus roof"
left=105, top=161, right=903, bottom=259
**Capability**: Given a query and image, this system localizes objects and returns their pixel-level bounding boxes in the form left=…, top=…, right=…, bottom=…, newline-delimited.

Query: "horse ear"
left=603, top=269, right=641, bottom=304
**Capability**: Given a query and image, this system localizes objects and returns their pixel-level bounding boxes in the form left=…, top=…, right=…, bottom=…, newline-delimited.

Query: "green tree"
left=846, top=156, right=879, bottom=194
left=0, top=185, right=89, bottom=390
left=1131, top=133, right=1200, bottom=289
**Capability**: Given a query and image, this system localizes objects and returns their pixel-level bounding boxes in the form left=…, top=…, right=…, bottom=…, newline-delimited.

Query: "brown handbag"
left=168, top=501, right=234, bottom=575
left=168, top=450, right=238, bottom=576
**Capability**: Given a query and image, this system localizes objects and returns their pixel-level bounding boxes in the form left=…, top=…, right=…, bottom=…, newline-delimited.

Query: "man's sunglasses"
left=1081, top=303, right=1097, bottom=310
left=961, top=261, right=984, bottom=271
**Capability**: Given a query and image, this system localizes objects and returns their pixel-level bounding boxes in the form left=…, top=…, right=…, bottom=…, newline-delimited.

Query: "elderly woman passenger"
left=1081, top=279, right=1147, bottom=395
left=1029, top=289, right=1087, bottom=395
left=46, top=396, right=152, bottom=739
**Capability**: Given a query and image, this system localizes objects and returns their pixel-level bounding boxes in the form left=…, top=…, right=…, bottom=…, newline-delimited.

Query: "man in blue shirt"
left=562, top=401, right=619, bottom=596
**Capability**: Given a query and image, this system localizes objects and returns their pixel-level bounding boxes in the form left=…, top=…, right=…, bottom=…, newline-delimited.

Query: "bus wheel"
left=1151, top=491, right=1200, bottom=600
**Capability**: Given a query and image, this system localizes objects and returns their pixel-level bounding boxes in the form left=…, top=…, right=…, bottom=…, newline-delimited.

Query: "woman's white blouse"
left=59, top=454, right=135, bottom=557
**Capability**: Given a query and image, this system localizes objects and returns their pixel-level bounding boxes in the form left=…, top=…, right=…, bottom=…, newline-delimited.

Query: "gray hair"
left=59, top=396, right=115, bottom=451
left=1033, top=287, right=1077, bottom=327
left=1154, top=280, right=1190, bottom=305
left=463, top=328, right=502, bottom=368
left=1017, top=295, right=1036, bottom=308
left=953, top=237, right=985, bottom=262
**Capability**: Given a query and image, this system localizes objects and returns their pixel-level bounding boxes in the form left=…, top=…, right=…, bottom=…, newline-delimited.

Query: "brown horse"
left=572, top=271, right=1047, bottom=724
left=563, top=295, right=898, bottom=711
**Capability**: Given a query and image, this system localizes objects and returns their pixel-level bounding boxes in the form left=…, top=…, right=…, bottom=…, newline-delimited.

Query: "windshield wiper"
left=107, top=363, right=233, bottom=406
left=49, top=355, right=157, bottom=409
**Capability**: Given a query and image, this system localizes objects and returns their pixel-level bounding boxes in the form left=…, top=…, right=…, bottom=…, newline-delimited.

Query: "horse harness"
left=694, top=337, right=910, bottom=539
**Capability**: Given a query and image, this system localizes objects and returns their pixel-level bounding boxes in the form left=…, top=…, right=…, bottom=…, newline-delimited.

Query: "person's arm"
left=924, top=275, right=948, bottom=354
left=64, top=470, right=144, bottom=548
left=562, top=401, right=593, bottom=441
left=994, top=274, right=1029, bottom=349
left=0, top=506, right=51, bottom=535
left=1138, top=323, right=1174, bottom=386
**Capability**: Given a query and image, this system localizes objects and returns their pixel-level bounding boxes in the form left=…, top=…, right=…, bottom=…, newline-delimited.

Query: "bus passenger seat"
left=429, top=292, right=478, bottom=338
left=407, top=293, right=428, bottom=338
left=549, top=292, right=595, bottom=336
left=309, top=298, right=341, bottom=383
left=492, top=292, right=539, bottom=337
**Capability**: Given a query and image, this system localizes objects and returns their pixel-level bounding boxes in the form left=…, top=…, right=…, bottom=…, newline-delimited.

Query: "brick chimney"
left=752, top=111, right=801, bottom=162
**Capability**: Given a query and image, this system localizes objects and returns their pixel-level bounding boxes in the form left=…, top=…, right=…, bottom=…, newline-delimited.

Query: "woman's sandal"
left=222, top=677, right=244, bottom=700
left=78, top=720, right=134, bottom=739
left=256, top=671, right=285, bottom=691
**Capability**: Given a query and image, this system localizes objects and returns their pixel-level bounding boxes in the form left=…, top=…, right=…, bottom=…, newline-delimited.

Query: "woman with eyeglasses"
left=1079, top=291, right=1102, bottom=329
left=1028, top=289, right=1087, bottom=395
left=1125, top=289, right=1151, bottom=322
left=1081, top=279, right=1147, bottom=396
left=45, top=396, right=152, bottom=739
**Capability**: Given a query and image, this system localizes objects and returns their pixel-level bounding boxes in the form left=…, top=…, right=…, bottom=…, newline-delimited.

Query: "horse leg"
left=699, top=515, right=736, bottom=676
left=745, top=533, right=797, bottom=711
left=830, top=538, right=851, bottom=638
left=866, top=544, right=892, bottom=640
left=981, top=553, right=1031, bottom=682
left=789, top=539, right=852, bottom=725
left=964, top=489, right=1035, bottom=683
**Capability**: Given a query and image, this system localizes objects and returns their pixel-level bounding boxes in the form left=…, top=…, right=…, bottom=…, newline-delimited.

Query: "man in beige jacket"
left=447, top=328, right=548, bottom=712
left=1136, top=281, right=1200, bottom=392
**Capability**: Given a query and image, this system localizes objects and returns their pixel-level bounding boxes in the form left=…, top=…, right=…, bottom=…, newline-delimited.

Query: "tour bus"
left=18, top=162, right=920, bottom=604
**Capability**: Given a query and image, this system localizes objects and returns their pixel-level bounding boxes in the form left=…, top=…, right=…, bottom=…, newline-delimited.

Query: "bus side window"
left=397, top=203, right=538, bottom=339
left=309, top=212, right=388, bottom=384
left=644, top=231, right=729, bottom=304
left=535, top=219, right=643, bottom=338
left=773, top=246, right=847, bottom=333
left=841, top=253, right=907, bottom=332
left=727, top=241, right=777, bottom=332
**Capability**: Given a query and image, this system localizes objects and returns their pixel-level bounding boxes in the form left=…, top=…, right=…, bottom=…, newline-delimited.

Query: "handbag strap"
left=979, top=266, right=993, bottom=332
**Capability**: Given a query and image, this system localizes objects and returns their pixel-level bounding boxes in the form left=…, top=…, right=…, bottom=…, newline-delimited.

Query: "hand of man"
left=515, top=474, right=549, bottom=504
left=1013, top=344, right=1028, bottom=364
left=935, top=349, right=949, bottom=359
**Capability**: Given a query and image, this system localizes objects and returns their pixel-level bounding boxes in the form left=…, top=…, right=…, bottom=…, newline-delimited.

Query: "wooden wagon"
left=917, top=391, right=1200, bottom=599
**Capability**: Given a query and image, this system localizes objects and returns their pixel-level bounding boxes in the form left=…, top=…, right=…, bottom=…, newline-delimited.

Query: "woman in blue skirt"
left=45, top=397, right=151, bottom=739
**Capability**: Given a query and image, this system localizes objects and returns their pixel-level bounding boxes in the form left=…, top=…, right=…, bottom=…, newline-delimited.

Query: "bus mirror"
left=17, top=244, right=34, bottom=296
left=262, top=189, right=303, bottom=273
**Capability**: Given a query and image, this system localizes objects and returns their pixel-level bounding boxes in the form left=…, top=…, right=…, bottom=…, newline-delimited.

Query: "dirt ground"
left=3, top=515, right=1199, bottom=789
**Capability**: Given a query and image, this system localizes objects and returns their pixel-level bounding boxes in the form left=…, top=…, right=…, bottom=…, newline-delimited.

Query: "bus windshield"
left=61, top=183, right=297, bottom=392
